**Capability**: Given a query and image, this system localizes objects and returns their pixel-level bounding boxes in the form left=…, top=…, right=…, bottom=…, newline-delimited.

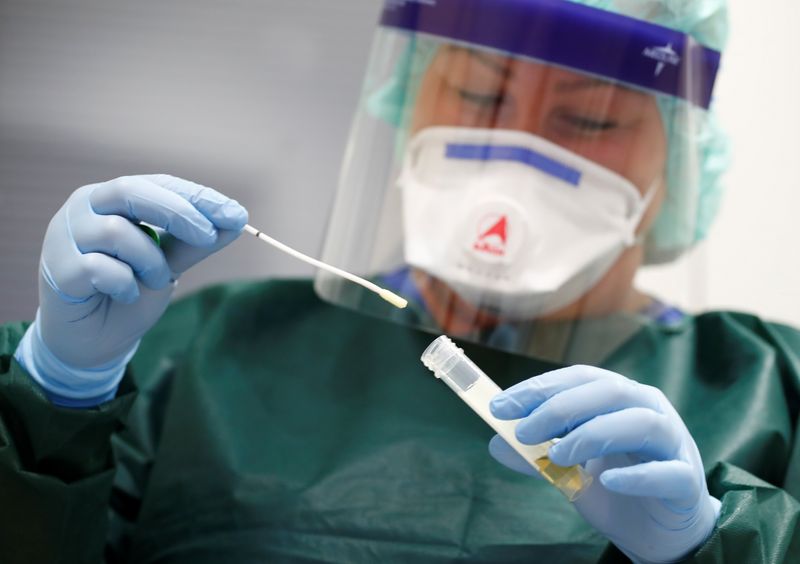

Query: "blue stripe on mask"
left=445, top=143, right=582, bottom=186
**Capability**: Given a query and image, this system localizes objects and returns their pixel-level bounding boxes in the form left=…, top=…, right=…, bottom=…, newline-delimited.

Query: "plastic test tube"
left=421, top=335, right=592, bottom=501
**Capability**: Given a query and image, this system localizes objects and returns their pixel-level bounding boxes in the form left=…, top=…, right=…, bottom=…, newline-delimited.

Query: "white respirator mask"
left=398, top=127, right=657, bottom=318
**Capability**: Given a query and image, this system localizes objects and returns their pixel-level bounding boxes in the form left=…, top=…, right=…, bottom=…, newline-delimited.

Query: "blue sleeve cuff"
left=13, top=312, right=138, bottom=408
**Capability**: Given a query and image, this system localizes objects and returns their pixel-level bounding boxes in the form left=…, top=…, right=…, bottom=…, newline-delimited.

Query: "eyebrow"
left=453, top=47, right=645, bottom=98
left=555, top=78, right=616, bottom=93
left=556, top=78, right=646, bottom=98
left=452, top=46, right=511, bottom=78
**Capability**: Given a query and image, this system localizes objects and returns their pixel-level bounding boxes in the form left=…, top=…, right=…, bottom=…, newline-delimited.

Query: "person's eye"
left=456, top=87, right=505, bottom=109
left=557, top=113, right=618, bottom=132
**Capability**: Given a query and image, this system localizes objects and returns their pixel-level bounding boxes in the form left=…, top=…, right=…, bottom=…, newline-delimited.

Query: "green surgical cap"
left=569, top=0, right=728, bottom=51
left=577, top=0, right=730, bottom=262
left=368, top=0, right=730, bottom=263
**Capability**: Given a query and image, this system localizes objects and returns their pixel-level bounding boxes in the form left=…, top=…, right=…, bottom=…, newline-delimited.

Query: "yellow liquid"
left=460, top=376, right=592, bottom=501
left=533, top=456, right=592, bottom=502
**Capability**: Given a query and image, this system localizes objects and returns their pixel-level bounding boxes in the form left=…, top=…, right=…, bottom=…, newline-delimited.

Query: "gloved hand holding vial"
left=423, top=335, right=721, bottom=563
left=421, top=335, right=592, bottom=501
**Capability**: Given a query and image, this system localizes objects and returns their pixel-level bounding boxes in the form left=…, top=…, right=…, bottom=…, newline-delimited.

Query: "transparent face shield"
left=316, top=0, right=723, bottom=364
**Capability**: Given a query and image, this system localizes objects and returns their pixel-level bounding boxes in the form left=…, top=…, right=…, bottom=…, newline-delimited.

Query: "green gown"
left=0, top=279, right=798, bottom=563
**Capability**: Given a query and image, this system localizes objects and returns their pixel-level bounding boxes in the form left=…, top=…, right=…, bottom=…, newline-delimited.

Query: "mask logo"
left=473, top=214, right=508, bottom=257
left=642, top=43, right=680, bottom=76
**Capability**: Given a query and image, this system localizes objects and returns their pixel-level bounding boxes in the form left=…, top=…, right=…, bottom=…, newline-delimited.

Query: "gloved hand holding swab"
left=242, top=224, right=408, bottom=309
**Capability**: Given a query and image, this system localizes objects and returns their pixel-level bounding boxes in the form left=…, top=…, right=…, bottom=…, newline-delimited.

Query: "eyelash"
left=456, top=88, right=505, bottom=108
left=557, top=114, right=618, bottom=131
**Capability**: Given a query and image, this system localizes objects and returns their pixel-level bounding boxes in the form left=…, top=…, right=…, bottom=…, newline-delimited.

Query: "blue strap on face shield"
left=380, top=0, right=721, bottom=109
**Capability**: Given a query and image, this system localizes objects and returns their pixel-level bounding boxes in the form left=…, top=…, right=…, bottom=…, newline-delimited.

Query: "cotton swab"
left=242, top=224, right=408, bottom=309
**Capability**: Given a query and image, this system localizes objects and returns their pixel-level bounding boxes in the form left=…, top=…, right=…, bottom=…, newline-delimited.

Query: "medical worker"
left=2, top=0, right=799, bottom=562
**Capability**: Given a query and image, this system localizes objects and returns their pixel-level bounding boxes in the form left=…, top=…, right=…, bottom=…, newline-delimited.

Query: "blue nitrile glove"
left=14, top=175, right=248, bottom=408
left=488, top=365, right=720, bottom=564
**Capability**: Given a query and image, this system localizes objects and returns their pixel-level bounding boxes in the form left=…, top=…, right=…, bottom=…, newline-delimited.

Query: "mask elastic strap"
left=629, top=179, right=661, bottom=246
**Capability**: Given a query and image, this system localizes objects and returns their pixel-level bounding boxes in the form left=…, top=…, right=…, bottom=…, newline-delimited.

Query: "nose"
left=494, top=64, right=555, bottom=137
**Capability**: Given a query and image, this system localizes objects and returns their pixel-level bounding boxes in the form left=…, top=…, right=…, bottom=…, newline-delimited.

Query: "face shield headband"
left=380, top=0, right=721, bottom=109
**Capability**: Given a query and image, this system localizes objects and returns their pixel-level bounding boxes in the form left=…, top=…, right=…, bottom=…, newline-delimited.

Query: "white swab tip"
left=379, top=289, right=408, bottom=309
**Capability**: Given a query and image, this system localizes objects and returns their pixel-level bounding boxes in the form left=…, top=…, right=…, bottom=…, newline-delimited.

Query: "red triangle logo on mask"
left=473, top=215, right=507, bottom=256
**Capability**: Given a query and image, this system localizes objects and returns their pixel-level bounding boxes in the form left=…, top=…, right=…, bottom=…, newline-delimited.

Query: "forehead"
left=440, top=45, right=649, bottom=99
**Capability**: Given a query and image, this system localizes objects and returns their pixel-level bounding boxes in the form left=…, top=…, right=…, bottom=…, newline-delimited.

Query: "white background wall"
left=637, top=0, right=800, bottom=326
left=1, top=0, right=798, bottom=326
left=0, top=0, right=382, bottom=323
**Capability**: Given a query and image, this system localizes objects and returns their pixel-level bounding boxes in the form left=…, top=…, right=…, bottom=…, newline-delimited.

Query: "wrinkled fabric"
left=0, top=279, right=798, bottom=563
